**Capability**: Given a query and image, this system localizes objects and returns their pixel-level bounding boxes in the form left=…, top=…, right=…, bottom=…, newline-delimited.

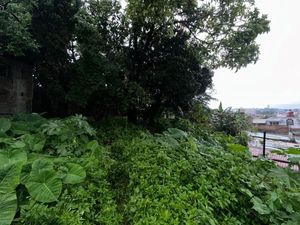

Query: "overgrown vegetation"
left=0, top=115, right=299, bottom=225
left=2, top=1, right=299, bottom=224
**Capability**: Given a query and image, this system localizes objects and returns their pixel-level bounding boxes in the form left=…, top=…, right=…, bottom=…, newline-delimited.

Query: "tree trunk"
left=127, top=107, right=138, bottom=124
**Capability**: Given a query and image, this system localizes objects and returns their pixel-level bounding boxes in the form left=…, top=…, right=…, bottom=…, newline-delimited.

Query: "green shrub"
left=227, top=143, right=249, bottom=154
left=0, top=115, right=299, bottom=225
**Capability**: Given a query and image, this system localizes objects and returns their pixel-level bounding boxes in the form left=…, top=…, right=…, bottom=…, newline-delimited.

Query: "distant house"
left=252, top=110, right=300, bottom=134
left=266, top=118, right=285, bottom=126
left=252, top=118, right=267, bottom=126
left=0, top=56, right=33, bottom=115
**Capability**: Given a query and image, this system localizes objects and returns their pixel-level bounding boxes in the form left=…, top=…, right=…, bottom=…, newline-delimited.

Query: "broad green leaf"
left=10, top=122, right=31, bottom=135
left=22, top=134, right=45, bottom=153
left=87, top=140, right=99, bottom=151
left=270, top=168, right=292, bottom=188
left=27, top=153, right=56, bottom=164
left=251, top=197, right=271, bottom=215
left=0, top=118, right=11, bottom=133
left=0, top=138, right=13, bottom=145
left=240, top=188, right=253, bottom=198
left=25, top=170, right=62, bottom=203
left=0, top=149, right=27, bottom=169
left=63, top=163, right=86, bottom=184
left=0, top=163, right=22, bottom=194
left=10, top=140, right=26, bottom=149
left=32, top=139, right=46, bottom=152
left=20, top=163, right=32, bottom=184
left=166, top=128, right=188, bottom=139
left=0, top=192, right=17, bottom=225
left=31, top=158, right=54, bottom=176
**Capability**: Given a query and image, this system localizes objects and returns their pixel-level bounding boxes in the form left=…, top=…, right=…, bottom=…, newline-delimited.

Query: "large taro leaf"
left=62, top=163, right=86, bottom=184
left=31, top=158, right=53, bottom=176
left=0, top=149, right=27, bottom=169
left=0, top=192, right=17, bottom=225
left=10, top=114, right=47, bottom=135
left=0, top=163, right=23, bottom=194
left=25, top=170, right=62, bottom=203
left=0, top=118, right=11, bottom=134
left=21, top=157, right=53, bottom=184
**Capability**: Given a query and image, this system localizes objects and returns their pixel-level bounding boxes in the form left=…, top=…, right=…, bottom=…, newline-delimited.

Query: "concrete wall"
left=0, top=57, right=33, bottom=115
left=254, top=125, right=289, bottom=134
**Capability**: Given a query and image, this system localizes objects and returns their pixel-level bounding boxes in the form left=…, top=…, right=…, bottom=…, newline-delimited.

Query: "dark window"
left=0, top=63, right=11, bottom=78
left=287, top=119, right=294, bottom=126
left=270, top=121, right=279, bottom=126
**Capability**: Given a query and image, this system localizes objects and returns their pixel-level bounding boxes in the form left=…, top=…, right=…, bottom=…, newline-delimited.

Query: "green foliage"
left=271, top=148, right=300, bottom=169
left=0, top=115, right=299, bottom=224
left=0, top=0, right=38, bottom=56
left=107, top=126, right=298, bottom=225
left=0, top=192, right=17, bottom=225
left=0, top=115, right=93, bottom=225
left=211, top=104, right=250, bottom=137
left=31, top=0, right=81, bottom=115
left=286, top=148, right=300, bottom=155
left=25, top=159, right=62, bottom=203
left=0, top=163, right=23, bottom=194
left=40, top=115, right=95, bottom=156
left=227, top=143, right=249, bottom=154
left=61, top=163, right=86, bottom=184
left=1, top=0, right=270, bottom=122
left=65, top=0, right=126, bottom=116
left=25, top=169, right=62, bottom=203
left=0, top=118, right=11, bottom=134
left=4, top=0, right=267, bottom=121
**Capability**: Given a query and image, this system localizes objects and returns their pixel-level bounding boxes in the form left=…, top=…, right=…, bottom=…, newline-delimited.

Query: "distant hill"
left=272, top=103, right=300, bottom=109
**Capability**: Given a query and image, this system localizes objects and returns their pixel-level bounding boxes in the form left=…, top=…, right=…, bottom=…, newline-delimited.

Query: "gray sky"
left=210, top=0, right=300, bottom=109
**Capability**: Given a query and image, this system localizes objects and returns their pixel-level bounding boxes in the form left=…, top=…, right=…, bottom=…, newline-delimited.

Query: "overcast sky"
left=210, top=0, right=300, bottom=109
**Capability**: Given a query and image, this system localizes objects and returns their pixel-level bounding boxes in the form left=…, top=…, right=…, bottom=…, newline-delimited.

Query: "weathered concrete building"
left=0, top=56, right=33, bottom=115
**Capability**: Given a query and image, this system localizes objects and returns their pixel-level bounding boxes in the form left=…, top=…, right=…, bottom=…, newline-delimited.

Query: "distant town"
left=238, top=107, right=300, bottom=138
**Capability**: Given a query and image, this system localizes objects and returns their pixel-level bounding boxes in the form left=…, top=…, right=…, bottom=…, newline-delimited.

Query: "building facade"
left=0, top=56, right=33, bottom=115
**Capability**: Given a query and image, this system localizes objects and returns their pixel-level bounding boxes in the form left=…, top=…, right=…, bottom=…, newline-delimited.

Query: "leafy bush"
left=0, top=115, right=120, bottom=225
left=0, top=115, right=299, bottom=225
left=227, top=143, right=249, bottom=154
left=110, top=129, right=300, bottom=225
left=211, top=105, right=250, bottom=137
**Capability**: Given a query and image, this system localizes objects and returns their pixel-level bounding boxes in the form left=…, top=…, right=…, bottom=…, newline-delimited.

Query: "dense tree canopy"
left=0, top=0, right=37, bottom=56
left=0, top=0, right=270, bottom=122
left=31, top=0, right=80, bottom=116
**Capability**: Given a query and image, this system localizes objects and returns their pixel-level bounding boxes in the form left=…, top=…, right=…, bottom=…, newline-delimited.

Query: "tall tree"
left=1, top=0, right=269, bottom=122
left=65, top=0, right=127, bottom=118
left=31, top=0, right=80, bottom=116
left=122, top=0, right=269, bottom=122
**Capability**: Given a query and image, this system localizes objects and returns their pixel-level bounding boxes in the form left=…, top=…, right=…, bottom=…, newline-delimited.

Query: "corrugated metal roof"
left=253, top=119, right=267, bottom=124
left=266, top=118, right=284, bottom=122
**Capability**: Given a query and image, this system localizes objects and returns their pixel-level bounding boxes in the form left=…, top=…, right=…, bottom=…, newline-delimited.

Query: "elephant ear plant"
left=0, top=117, right=86, bottom=225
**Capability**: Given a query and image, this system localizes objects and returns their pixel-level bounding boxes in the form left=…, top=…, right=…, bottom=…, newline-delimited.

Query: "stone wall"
left=0, top=57, right=33, bottom=115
